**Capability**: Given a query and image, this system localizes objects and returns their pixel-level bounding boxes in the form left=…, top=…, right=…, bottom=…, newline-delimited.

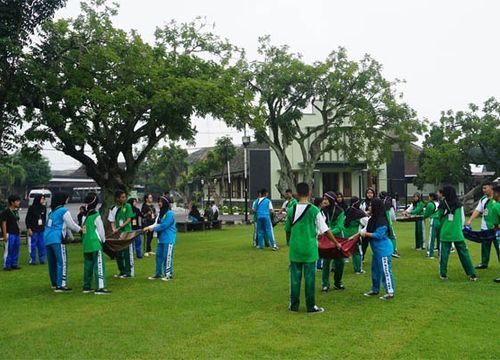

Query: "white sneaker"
left=307, top=306, right=325, bottom=314
left=161, top=277, right=172, bottom=282
left=144, top=253, right=149, bottom=257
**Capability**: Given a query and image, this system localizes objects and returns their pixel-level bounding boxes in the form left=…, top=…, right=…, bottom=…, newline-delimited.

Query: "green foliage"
left=0, top=0, right=67, bottom=155
left=238, top=39, right=424, bottom=191
left=23, top=1, right=246, bottom=210
left=138, top=143, right=188, bottom=195
left=0, top=221, right=498, bottom=359
left=0, top=162, right=27, bottom=193
left=415, top=97, right=500, bottom=187
left=12, top=151, right=52, bottom=188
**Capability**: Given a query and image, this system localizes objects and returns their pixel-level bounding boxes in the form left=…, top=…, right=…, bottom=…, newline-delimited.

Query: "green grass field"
left=1, top=221, right=499, bottom=359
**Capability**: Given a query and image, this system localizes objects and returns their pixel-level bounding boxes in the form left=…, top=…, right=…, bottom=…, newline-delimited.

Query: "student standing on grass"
left=145, top=196, right=176, bottom=281
left=44, top=192, right=81, bottom=292
left=491, top=185, right=500, bottom=283
left=1, top=195, right=22, bottom=271
left=280, top=189, right=298, bottom=215
left=380, top=191, right=400, bottom=258
left=344, top=196, right=369, bottom=274
left=360, top=198, right=396, bottom=300
left=360, top=187, right=375, bottom=258
left=437, top=185, right=477, bottom=282
left=423, top=193, right=441, bottom=259
left=286, top=182, right=341, bottom=314
left=26, top=194, right=47, bottom=265
left=252, top=189, right=278, bottom=250
left=321, top=191, right=346, bottom=292
left=82, top=193, right=111, bottom=295
left=128, top=198, right=143, bottom=259
left=335, top=192, right=348, bottom=211
left=108, top=190, right=135, bottom=278
left=141, top=193, right=157, bottom=257
left=405, top=192, right=425, bottom=250
left=465, top=182, right=498, bottom=269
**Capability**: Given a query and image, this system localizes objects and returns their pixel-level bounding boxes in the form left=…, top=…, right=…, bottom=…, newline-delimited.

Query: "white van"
left=28, top=189, right=52, bottom=207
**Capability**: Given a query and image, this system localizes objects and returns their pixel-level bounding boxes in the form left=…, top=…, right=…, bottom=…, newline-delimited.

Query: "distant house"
left=186, top=142, right=271, bottom=205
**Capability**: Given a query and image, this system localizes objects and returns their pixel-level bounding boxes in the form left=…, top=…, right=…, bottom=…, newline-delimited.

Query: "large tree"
left=12, top=151, right=52, bottom=189
left=240, top=39, right=423, bottom=192
left=415, top=97, right=499, bottom=196
left=138, top=144, right=188, bottom=195
left=0, top=0, right=67, bottom=157
left=24, top=1, right=244, bottom=211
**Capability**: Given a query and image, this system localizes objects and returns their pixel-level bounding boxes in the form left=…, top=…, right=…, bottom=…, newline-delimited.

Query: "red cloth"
left=318, top=234, right=360, bottom=259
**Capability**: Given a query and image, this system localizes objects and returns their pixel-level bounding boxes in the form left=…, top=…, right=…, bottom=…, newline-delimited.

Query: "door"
left=322, top=172, right=339, bottom=194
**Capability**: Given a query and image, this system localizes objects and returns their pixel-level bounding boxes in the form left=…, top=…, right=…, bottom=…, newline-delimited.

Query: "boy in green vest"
left=405, top=192, right=425, bottom=250
left=82, top=193, right=110, bottom=294
left=466, top=181, right=498, bottom=269
left=108, top=190, right=135, bottom=278
left=285, top=182, right=341, bottom=314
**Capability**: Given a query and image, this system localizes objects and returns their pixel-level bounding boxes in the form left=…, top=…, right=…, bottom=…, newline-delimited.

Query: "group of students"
left=283, top=182, right=500, bottom=313
left=1, top=190, right=178, bottom=294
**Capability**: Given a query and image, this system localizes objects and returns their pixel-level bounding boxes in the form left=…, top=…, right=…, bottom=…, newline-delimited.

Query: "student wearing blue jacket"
left=145, top=196, right=176, bottom=281
left=44, top=192, right=81, bottom=292
left=251, top=189, right=278, bottom=250
left=360, top=198, right=395, bottom=301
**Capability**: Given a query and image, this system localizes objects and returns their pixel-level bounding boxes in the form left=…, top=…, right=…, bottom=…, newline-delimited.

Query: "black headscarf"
left=84, top=193, right=99, bottom=214
left=344, top=196, right=367, bottom=227
left=438, top=185, right=462, bottom=216
left=379, top=191, right=393, bottom=211
left=31, top=194, right=45, bottom=210
left=367, top=198, right=388, bottom=233
left=51, top=192, right=69, bottom=211
left=323, top=191, right=344, bottom=224
left=364, top=187, right=375, bottom=208
left=158, top=195, right=171, bottom=220
left=336, top=192, right=348, bottom=211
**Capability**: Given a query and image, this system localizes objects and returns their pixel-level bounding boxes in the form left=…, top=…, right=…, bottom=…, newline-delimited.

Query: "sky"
left=44, top=0, right=500, bottom=170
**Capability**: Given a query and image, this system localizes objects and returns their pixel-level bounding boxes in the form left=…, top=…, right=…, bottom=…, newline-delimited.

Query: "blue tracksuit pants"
left=134, top=235, right=142, bottom=258
left=371, top=254, right=395, bottom=295
left=46, top=243, right=68, bottom=287
left=29, top=231, right=46, bottom=264
left=257, top=217, right=276, bottom=249
left=3, top=233, right=20, bottom=269
left=155, top=243, right=174, bottom=278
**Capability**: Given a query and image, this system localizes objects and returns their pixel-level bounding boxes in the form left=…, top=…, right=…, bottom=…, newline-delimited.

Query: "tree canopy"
left=24, top=1, right=246, bottom=209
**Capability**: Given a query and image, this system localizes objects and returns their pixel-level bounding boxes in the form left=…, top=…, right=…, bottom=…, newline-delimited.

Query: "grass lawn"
left=0, top=220, right=499, bottom=359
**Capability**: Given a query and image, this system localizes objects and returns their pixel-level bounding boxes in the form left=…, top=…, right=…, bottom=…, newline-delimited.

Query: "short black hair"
left=114, top=190, right=126, bottom=199
left=493, top=185, right=500, bottom=194
left=296, top=182, right=309, bottom=197
left=429, top=193, right=437, bottom=200
left=259, top=188, right=268, bottom=196
left=482, top=181, right=493, bottom=187
left=285, top=189, right=292, bottom=194
left=8, top=195, right=21, bottom=204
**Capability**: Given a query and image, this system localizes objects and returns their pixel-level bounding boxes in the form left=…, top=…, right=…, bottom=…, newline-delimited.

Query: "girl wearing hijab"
left=141, top=193, right=157, bottom=257
left=437, top=186, right=477, bottom=281
left=81, top=193, right=110, bottom=294
left=321, top=191, right=347, bottom=292
left=360, top=187, right=375, bottom=258
left=44, top=192, right=81, bottom=292
left=336, top=192, right=348, bottom=211
left=405, top=192, right=425, bottom=250
left=379, top=191, right=400, bottom=258
left=360, top=198, right=395, bottom=300
left=344, top=196, right=369, bottom=274
left=25, top=194, right=47, bottom=265
left=144, top=196, right=177, bottom=281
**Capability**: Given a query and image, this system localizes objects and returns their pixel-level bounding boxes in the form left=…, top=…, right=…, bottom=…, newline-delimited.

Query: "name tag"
left=82, top=226, right=87, bottom=234
left=448, top=214, right=454, bottom=222
left=119, top=220, right=124, bottom=227
left=47, top=219, right=52, bottom=227
left=38, top=219, right=43, bottom=226
left=132, top=219, right=137, bottom=226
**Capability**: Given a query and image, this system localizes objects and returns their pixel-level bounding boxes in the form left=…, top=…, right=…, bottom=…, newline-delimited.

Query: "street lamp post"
left=242, top=133, right=251, bottom=224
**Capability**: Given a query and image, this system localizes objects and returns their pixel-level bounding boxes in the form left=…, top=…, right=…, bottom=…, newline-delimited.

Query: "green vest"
left=411, top=201, right=424, bottom=215
left=327, top=209, right=345, bottom=237
left=285, top=203, right=320, bottom=263
left=83, top=211, right=102, bottom=253
left=115, top=203, right=134, bottom=232
left=482, top=196, right=497, bottom=230
left=438, top=207, right=465, bottom=242
left=344, top=219, right=360, bottom=238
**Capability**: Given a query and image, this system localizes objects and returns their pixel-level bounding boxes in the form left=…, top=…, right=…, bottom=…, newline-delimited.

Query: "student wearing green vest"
left=491, top=185, right=500, bottom=283
left=108, top=190, right=135, bottom=278
left=437, top=185, right=477, bottom=281
left=466, top=181, right=498, bottom=269
left=321, top=191, right=347, bottom=292
left=343, top=196, right=369, bottom=274
left=405, top=192, right=425, bottom=250
left=423, top=193, right=441, bottom=259
left=285, top=182, right=341, bottom=313
left=82, top=193, right=110, bottom=295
